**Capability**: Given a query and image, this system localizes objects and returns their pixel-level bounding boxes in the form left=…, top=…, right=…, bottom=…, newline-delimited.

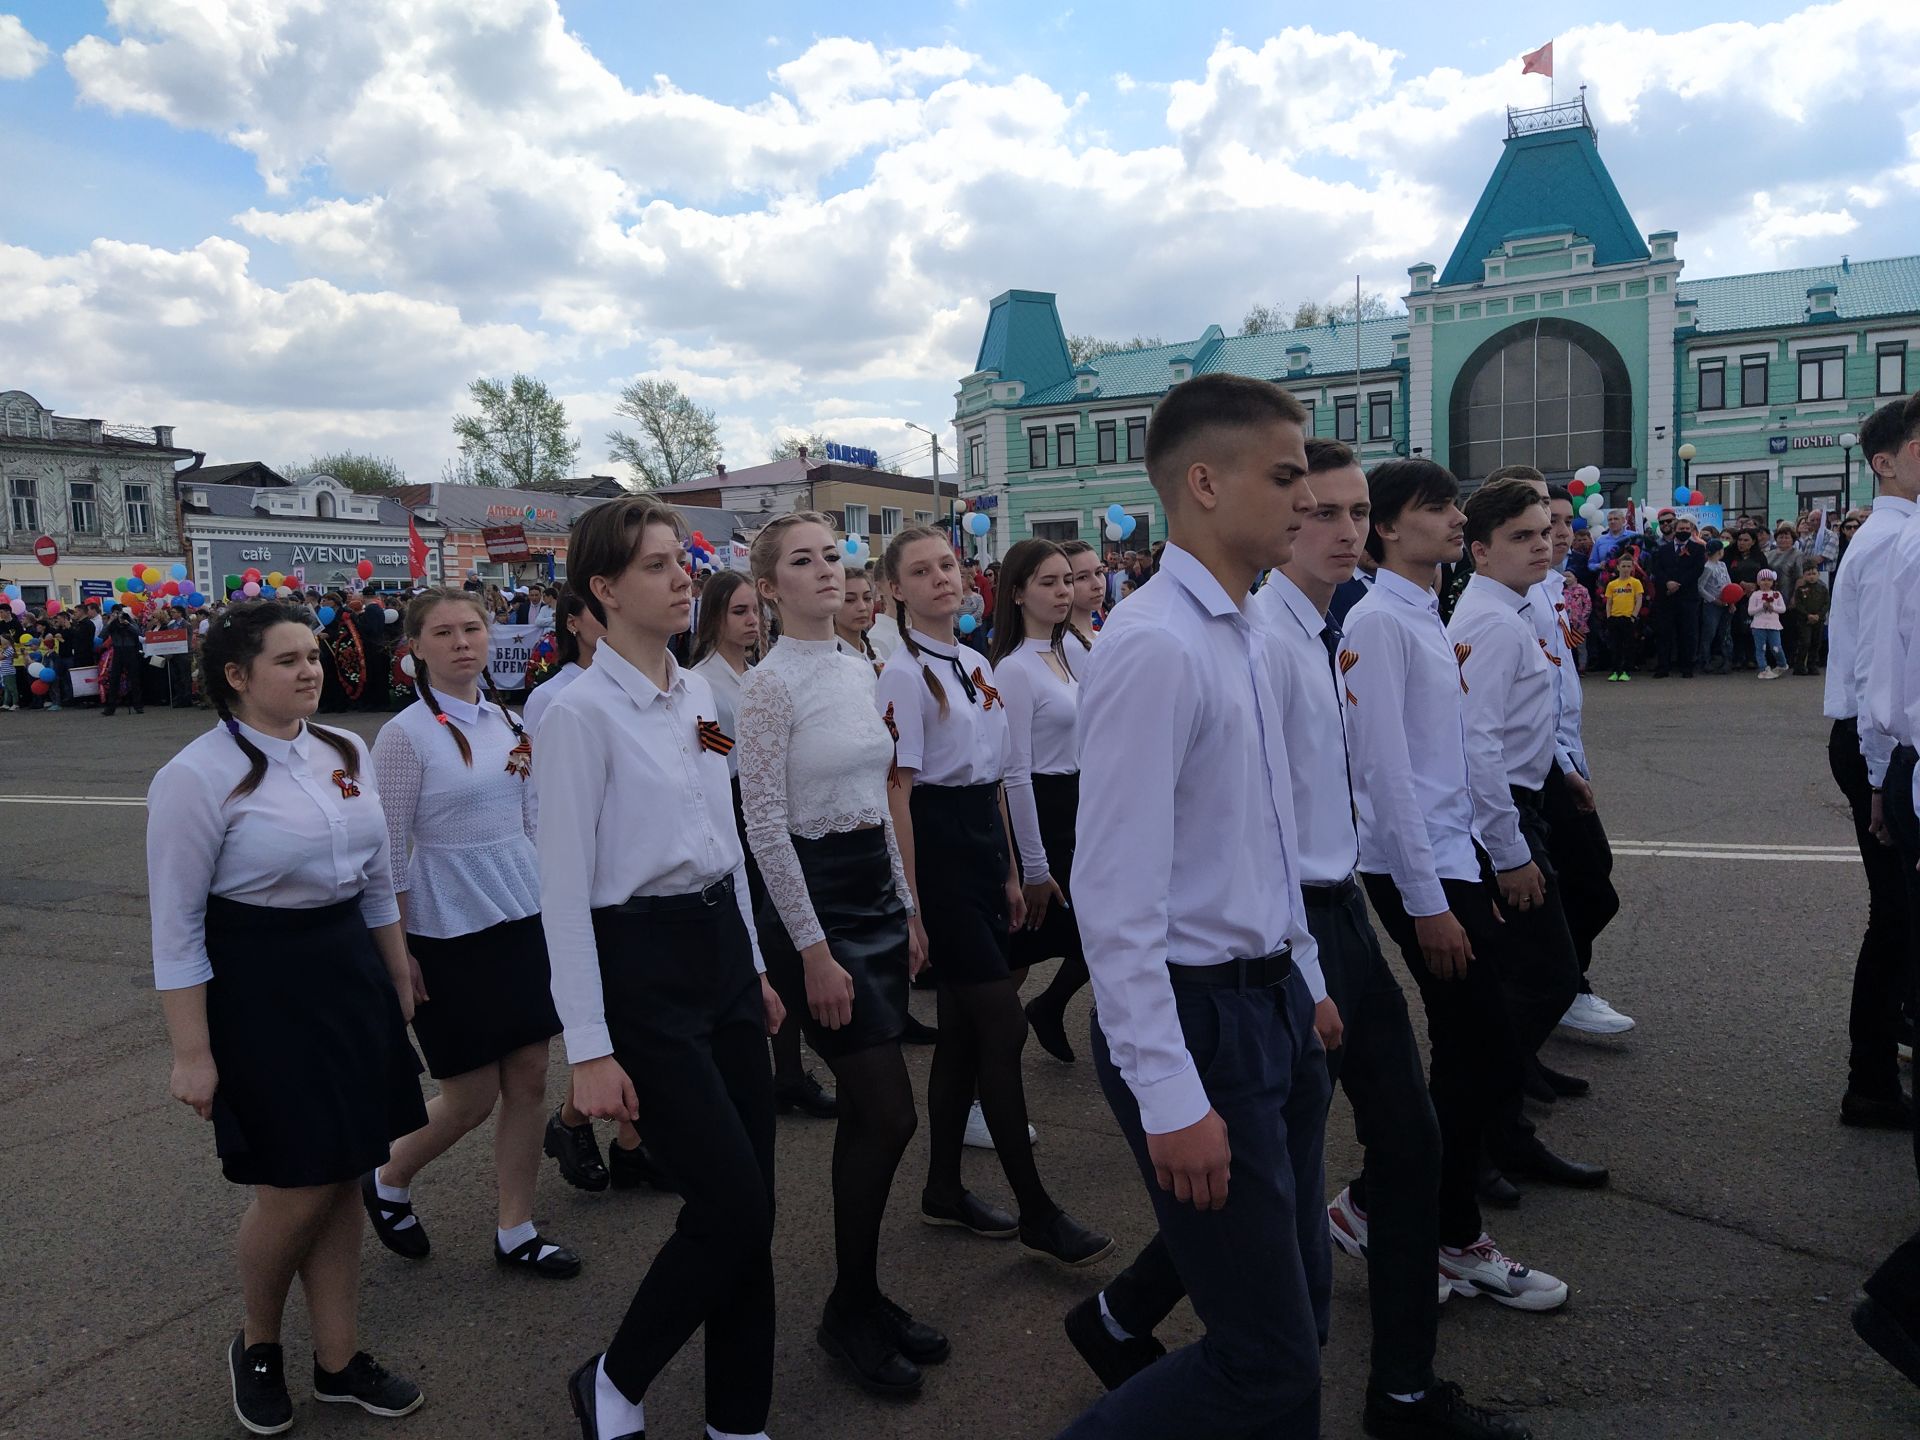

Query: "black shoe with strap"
left=774, top=1069, right=839, bottom=1118
left=1363, top=1380, right=1534, bottom=1439
left=545, top=1108, right=610, bottom=1192
left=360, top=1170, right=430, bottom=1258
left=1063, top=1295, right=1165, bottom=1392
left=495, top=1232, right=583, bottom=1279
left=609, top=1137, right=677, bottom=1192
left=312, top=1351, right=423, bottom=1417
left=817, top=1295, right=924, bottom=1398
left=228, top=1331, right=293, bottom=1436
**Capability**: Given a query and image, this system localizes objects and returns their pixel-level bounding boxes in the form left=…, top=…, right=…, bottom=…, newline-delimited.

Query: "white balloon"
left=1573, top=465, right=1602, bottom=486
left=384, top=608, right=399, bottom=624
left=398, top=653, right=416, bottom=678
left=1105, top=521, right=1125, bottom=541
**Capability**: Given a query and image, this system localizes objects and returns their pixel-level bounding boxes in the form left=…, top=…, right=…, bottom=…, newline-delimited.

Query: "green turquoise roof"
left=1679, top=255, right=1920, bottom=334
left=975, top=290, right=1074, bottom=395
left=1439, top=127, right=1649, bottom=288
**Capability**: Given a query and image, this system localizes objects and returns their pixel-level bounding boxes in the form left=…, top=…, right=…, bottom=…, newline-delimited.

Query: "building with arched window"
left=954, top=95, right=1920, bottom=550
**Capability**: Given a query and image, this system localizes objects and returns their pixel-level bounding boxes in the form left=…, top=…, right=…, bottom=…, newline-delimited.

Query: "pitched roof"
left=522, top=474, right=628, bottom=497
left=652, top=457, right=810, bottom=495
left=189, top=461, right=288, bottom=487
left=1439, top=125, right=1649, bottom=288
left=1679, top=254, right=1920, bottom=334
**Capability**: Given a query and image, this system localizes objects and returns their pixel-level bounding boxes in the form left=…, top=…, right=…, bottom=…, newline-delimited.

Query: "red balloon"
left=30, top=680, right=50, bottom=696
left=691, top=532, right=706, bottom=545
left=162, top=580, right=179, bottom=595
left=1568, top=479, right=1586, bottom=497
left=242, top=567, right=261, bottom=583
left=356, top=559, right=375, bottom=579
left=1720, top=582, right=1745, bottom=605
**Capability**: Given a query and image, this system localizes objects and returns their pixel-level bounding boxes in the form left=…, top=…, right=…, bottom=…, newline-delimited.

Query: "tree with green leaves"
left=1241, top=292, right=1401, bottom=336
left=606, top=378, right=722, bottom=490
left=450, top=373, right=580, bottom=489
left=283, top=451, right=406, bottom=493
left=768, top=430, right=831, bottom=462
left=1066, top=333, right=1166, bottom=366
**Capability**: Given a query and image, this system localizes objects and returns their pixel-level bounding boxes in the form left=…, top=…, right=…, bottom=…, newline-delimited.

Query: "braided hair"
left=198, top=600, right=360, bottom=801
left=405, top=588, right=527, bottom=766
left=882, top=524, right=959, bottom=717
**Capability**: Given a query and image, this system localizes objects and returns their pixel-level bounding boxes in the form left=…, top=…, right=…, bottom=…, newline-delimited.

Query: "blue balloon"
left=169, top=563, right=188, bottom=580
left=957, top=613, right=978, bottom=635
left=966, top=512, right=990, bottom=537
left=1105, top=503, right=1126, bottom=524
left=100, top=596, right=116, bottom=610
left=187, top=591, right=206, bottom=607
left=1571, top=516, right=1589, bottom=532
left=317, top=606, right=336, bottom=625
left=1119, top=515, right=1137, bottom=539
left=2, top=584, right=18, bottom=600
left=125, top=575, right=145, bottom=593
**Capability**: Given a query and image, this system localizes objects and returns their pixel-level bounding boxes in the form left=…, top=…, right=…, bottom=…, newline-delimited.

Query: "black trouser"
left=1653, top=594, right=1698, bottom=674
left=1865, top=746, right=1920, bottom=1311
left=1606, top=614, right=1636, bottom=671
left=1830, top=719, right=1913, bottom=1102
left=592, top=897, right=776, bottom=1434
left=1542, top=764, right=1619, bottom=993
left=1100, top=887, right=1441, bottom=1399
left=1062, top=965, right=1329, bottom=1439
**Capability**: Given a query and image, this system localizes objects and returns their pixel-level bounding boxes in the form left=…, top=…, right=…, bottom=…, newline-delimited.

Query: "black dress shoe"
left=920, top=1189, right=1018, bottom=1238
left=1476, top=1166, right=1521, bottom=1209
left=817, top=1295, right=924, bottom=1398
left=360, top=1171, right=430, bottom=1259
left=1856, top=1296, right=1920, bottom=1391
left=875, top=1294, right=950, bottom=1364
left=545, top=1109, right=610, bottom=1192
left=495, top=1232, right=582, bottom=1279
left=1063, top=1294, right=1165, bottom=1391
left=1521, top=1067, right=1556, bottom=1105
left=568, top=1353, right=646, bottom=1440
left=1364, top=1380, right=1533, bottom=1439
left=1842, top=1089, right=1914, bottom=1130
left=1025, top=999, right=1076, bottom=1064
left=1537, top=1062, right=1590, bottom=1098
left=1020, top=1208, right=1117, bottom=1269
left=609, top=1138, right=677, bottom=1193
left=900, top=1012, right=940, bottom=1045
left=774, top=1069, right=839, bottom=1118
left=1490, top=1138, right=1609, bottom=1189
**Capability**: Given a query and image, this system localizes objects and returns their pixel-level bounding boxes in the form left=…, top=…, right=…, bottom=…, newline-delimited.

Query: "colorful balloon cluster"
left=684, top=531, right=718, bottom=573
left=22, top=632, right=59, bottom=695
left=1102, top=503, right=1137, bottom=543
left=841, top=534, right=871, bottom=565
left=106, top=562, right=206, bottom=617
left=1672, top=486, right=1699, bottom=506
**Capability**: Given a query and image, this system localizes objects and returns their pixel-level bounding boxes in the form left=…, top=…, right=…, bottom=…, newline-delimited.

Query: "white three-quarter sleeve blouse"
left=372, top=690, right=540, bottom=940
left=147, top=721, right=400, bottom=991
left=736, top=636, right=913, bottom=951
left=994, top=637, right=1081, bottom=883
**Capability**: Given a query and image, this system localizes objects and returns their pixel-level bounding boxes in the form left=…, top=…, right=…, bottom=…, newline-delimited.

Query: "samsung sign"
left=825, top=441, right=880, bottom=468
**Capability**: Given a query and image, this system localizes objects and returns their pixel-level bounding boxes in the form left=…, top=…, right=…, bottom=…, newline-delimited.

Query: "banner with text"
left=486, top=622, right=546, bottom=690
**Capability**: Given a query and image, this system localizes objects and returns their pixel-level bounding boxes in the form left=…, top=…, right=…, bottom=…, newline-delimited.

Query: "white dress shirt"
left=536, top=644, right=762, bottom=1065
left=1534, top=569, right=1589, bottom=779
left=873, top=630, right=1009, bottom=786
left=1075, top=545, right=1323, bottom=1137
left=866, top=609, right=902, bottom=661
left=1832, top=497, right=1914, bottom=787
left=836, top=635, right=884, bottom=675
left=995, top=637, right=1081, bottom=883
left=1249, top=572, right=1360, bottom=886
left=1343, top=567, right=1481, bottom=916
left=1447, top=575, right=1558, bottom=872
left=147, top=721, right=400, bottom=991
left=372, top=690, right=538, bottom=940
left=691, top=651, right=752, bottom=778
left=1867, top=507, right=1920, bottom=777
left=523, top=661, right=584, bottom=737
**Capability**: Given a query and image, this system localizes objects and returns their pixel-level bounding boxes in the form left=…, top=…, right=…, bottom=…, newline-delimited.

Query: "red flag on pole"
left=1521, top=41, right=1554, bottom=78
left=407, top=516, right=428, bottom=579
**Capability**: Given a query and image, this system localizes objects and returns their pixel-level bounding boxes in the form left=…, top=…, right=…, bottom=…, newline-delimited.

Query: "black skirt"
left=1011, top=770, right=1083, bottom=971
left=204, top=895, right=427, bottom=1189
left=407, top=914, right=561, bottom=1079
left=758, top=829, right=910, bottom=1058
left=909, top=782, right=1013, bottom=985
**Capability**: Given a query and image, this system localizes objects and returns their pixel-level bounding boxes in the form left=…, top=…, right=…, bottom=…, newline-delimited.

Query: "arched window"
left=316, top=490, right=336, bottom=519
left=1449, top=319, right=1633, bottom=483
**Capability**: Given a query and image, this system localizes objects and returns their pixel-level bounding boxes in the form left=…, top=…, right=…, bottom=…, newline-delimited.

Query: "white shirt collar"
left=907, top=628, right=963, bottom=658
left=1374, top=566, right=1441, bottom=614
left=1159, top=543, right=1244, bottom=620
left=236, top=719, right=310, bottom=765
left=1268, top=571, right=1333, bottom=638
left=593, top=641, right=684, bottom=710
left=1872, top=495, right=1916, bottom=516
left=426, top=686, right=485, bottom=724
left=1463, top=572, right=1532, bottom=615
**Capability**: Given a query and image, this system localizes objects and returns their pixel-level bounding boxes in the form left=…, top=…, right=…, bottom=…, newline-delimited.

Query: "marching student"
left=1058, top=375, right=1331, bottom=1440
left=985, top=539, right=1092, bottom=1065
left=1058, top=539, right=1104, bottom=671
left=835, top=562, right=885, bottom=673
left=693, top=570, right=837, bottom=1121
left=737, top=511, right=949, bottom=1399
left=877, top=524, right=1113, bottom=1269
left=538, top=495, right=787, bottom=1440
left=1343, top=460, right=1574, bottom=1315
left=149, top=599, right=426, bottom=1435
left=361, top=589, right=577, bottom=1280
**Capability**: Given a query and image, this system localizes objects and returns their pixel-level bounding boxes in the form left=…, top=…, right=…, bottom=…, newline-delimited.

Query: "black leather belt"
left=1299, top=876, right=1359, bottom=910
left=1171, top=948, right=1293, bottom=990
left=607, top=874, right=734, bottom=915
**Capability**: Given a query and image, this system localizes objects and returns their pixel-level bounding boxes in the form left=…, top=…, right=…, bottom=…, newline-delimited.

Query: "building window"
left=1126, top=417, right=1147, bottom=461
left=842, top=503, right=868, bottom=536
left=1124, top=512, right=1151, bottom=549
left=69, top=481, right=98, bottom=535
left=1296, top=398, right=1316, bottom=434
left=1795, top=474, right=1842, bottom=514
left=125, top=482, right=152, bottom=536
left=1698, top=361, right=1726, bottom=411
left=1367, top=394, right=1393, bottom=441
left=1028, top=430, right=1049, bottom=469
left=1706, top=472, right=1770, bottom=523
left=879, top=506, right=901, bottom=539
left=969, top=437, right=985, bottom=478
left=1055, top=424, right=1076, bottom=468
left=8, top=475, right=38, bottom=532
left=1096, top=421, right=1117, bottom=465
left=915, top=510, right=934, bottom=526
left=1335, top=397, right=1358, bottom=443
left=1798, top=349, right=1845, bottom=402
left=1879, top=342, right=1908, bottom=397
left=1740, top=355, right=1769, bottom=408
left=1032, top=519, right=1079, bottom=543
left=1448, top=318, right=1635, bottom=481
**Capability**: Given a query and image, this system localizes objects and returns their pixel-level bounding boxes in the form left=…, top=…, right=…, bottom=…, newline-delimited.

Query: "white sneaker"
left=1438, top=1271, right=1453, bottom=1305
left=1438, top=1234, right=1569, bottom=1311
left=963, top=1101, right=1037, bottom=1150
left=1559, top=992, right=1635, bottom=1035
left=1328, top=1186, right=1368, bottom=1259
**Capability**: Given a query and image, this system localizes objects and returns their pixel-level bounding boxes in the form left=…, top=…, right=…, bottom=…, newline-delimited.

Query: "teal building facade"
left=954, top=97, right=1920, bottom=551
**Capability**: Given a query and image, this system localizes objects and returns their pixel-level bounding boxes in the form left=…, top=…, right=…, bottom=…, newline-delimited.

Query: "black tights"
left=1026, top=951, right=1090, bottom=1019
left=820, top=1041, right=917, bottom=1310
left=925, top=977, right=1057, bottom=1223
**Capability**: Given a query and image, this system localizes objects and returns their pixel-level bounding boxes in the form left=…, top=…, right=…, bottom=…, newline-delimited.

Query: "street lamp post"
left=1839, top=430, right=1859, bottom=511
left=1676, top=442, right=1696, bottom=498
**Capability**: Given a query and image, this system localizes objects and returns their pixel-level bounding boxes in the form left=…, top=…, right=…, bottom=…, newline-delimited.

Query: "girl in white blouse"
left=835, top=563, right=885, bottom=673
left=363, top=588, right=577, bottom=1280
left=1059, top=538, right=1103, bottom=676
left=986, top=541, right=1091, bottom=1065
left=537, top=496, right=787, bottom=1440
left=876, top=525, right=1113, bottom=1270
left=148, top=600, right=425, bottom=1433
left=738, top=514, right=947, bottom=1399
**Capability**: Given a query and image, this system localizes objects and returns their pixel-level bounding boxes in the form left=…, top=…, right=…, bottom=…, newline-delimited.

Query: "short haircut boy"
left=1144, top=374, right=1310, bottom=506
left=1364, top=458, right=1459, bottom=562
left=1462, top=478, right=1549, bottom=549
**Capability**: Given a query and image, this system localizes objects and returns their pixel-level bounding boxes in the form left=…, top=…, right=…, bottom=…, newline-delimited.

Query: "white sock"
left=595, top=1358, right=645, bottom=1438
left=706, top=1429, right=769, bottom=1440
left=1098, top=1291, right=1133, bottom=1343
left=1389, top=1391, right=1426, bottom=1403
left=496, top=1220, right=561, bottom=1260
left=373, top=1171, right=417, bottom=1231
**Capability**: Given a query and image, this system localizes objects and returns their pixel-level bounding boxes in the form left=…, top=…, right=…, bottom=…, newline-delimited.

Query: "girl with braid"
left=147, top=600, right=427, bottom=1434
left=362, top=589, right=578, bottom=1281
left=876, top=525, right=1113, bottom=1268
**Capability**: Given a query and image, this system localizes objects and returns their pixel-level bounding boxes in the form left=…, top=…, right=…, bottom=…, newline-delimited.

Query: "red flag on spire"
left=407, top=516, right=428, bottom=579
left=1521, top=41, right=1554, bottom=78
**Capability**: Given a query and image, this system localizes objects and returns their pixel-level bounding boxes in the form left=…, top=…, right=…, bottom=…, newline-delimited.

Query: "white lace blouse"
left=372, top=690, right=540, bottom=940
left=737, top=635, right=914, bottom=951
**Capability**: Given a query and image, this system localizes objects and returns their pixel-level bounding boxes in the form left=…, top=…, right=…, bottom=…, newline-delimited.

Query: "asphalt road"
left=2, top=671, right=1915, bottom=1439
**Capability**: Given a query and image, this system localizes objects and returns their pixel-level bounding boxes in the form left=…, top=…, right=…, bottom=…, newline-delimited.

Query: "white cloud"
left=0, top=13, right=48, bottom=79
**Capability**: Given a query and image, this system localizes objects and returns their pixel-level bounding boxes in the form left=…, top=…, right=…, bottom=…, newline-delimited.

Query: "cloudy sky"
left=2, top=1, right=1917, bottom=483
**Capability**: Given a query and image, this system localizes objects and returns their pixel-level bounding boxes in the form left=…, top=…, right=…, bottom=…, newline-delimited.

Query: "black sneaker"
left=495, top=1232, right=583, bottom=1279
left=920, top=1188, right=1018, bottom=1239
left=1062, top=1295, right=1164, bottom=1392
left=1019, top=1208, right=1116, bottom=1269
left=312, top=1351, right=423, bottom=1418
left=817, top=1295, right=923, bottom=1399
left=228, top=1332, right=293, bottom=1436
left=544, top=1108, right=610, bottom=1191
left=1363, top=1380, right=1533, bottom=1439
left=774, top=1069, right=838, bottom=1119
left=608, top=1138, right=676, bottom=1193
left=360, top=1170, right=430, bottom=1259
left=875, top=1294, right=950, bottom=1364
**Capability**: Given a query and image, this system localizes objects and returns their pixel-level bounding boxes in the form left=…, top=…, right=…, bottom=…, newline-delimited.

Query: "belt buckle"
left=700, top=878, right=727, bottom=907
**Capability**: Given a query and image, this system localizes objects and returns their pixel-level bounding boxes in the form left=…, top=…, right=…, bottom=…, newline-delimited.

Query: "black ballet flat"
left=920, top=1189, right=1018, bottom=1239
left=1025, top=999, right=1076, bottom=1064
left=359, top=1171, right=430, bottom=1260
left=568, top=1353, right=645, bottom=1440
left=1019, top=1209, right=1116, bottom=1270
left=494, top=1233, right=582, bottom=1279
